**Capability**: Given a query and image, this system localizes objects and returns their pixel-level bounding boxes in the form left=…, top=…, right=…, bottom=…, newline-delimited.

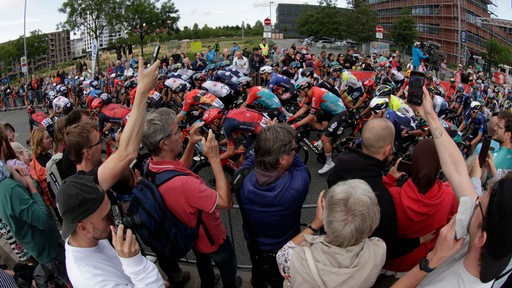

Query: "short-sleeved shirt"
left=98, top=104, right=132, bottom=131
left=222, top=108, right=268, bottom=147
left=180, top=89, right=224, bottom=115
left=246, top=86, right=282, bottom=109
left=147, top=159, right=226, bottom=254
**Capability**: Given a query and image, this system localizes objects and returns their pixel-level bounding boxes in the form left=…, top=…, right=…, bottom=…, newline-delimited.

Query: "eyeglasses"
left=471, top=110, right=479, bottom=114
left=372, top=110, right=384, bottom=115
left=288, top=144, right=297, bottom=155
left=84, top=139, right=102, bottom=150
left=159, top=128, right=181, bottom=143
left=475, top=196, right=486, bottom=231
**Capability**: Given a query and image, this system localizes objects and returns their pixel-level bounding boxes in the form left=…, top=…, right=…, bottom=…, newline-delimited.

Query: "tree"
left=122, top=0, right=180, bottom=57
left=296, top=5, right=345, bottom=39
left=389, top=8, right=418, bottom=50
left=59, top=0, right=123, bottom=67
left=486, top=39, right=512, bottom=67
left=346, top=0, right=377, bottom=43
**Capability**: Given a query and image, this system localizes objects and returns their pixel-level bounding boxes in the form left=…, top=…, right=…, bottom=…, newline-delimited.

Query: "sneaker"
left=318, top=161, right=335, bottom=174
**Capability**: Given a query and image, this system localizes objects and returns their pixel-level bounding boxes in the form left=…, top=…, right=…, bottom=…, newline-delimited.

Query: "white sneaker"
left=318, top=161, right=335, bottom=174
left=193, top=155, right=205, bottom=162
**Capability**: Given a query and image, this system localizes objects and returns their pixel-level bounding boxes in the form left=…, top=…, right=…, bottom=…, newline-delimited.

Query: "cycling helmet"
left=99, top=93, right=111, bottom=101
left=290, top=61, right=301, bottom=69
left=457, top=84, right=465, bottom=92
left=328, top=61, right=340, bottom=68
left=91, top=98, right=104, bottom=110
left=221, top=60, right=231, bottom=67
left=89, top=80, right=99, bottom=90
left=236, top=76, right=252, bottom=89
left=449, top=77, right=456, bottom=83
left=369, top=97, right=389, bottom=111
left=280, top=68, right=295, bottom=79
left=425, top=72, right=433, bottom=80
left=192, top=73, right=206, bottom=82
left=363, top=79, right=375, bottom=88
left=124, top=79, right=137, bottom=89
left=48, top=91, right=57, bottom=101
left=172, top=83, right=188, bottom=94
left=470, top=101, right=481, bottom=111
left=428, top=86, right=441, bottom=95
left=259, top=66, right=273, bottom=74
left=63, top=103, right=74, bottom=115
left=472, top=84, right=480, bottom=90
left=202, top=108, right=224, bottom=125
left=300, top=67, right=315, bottom=78
left=505, top=101, right=512, bottom=110
left=57, top=85, right=68, bottom=97
left=493, top=87, right=500, bottom=93
left=376, top=85, right=393, bottom=98
left=27, top=105, right=35, bottom=114
left=331, top=66, right=342, bottom=73
left=379, top=61, right=388, bottom=67
left=170, top=64, right=181, bottom=71
left=294, top=78, right=311, bottom=92
left=204, top=64, right=215, bottom=72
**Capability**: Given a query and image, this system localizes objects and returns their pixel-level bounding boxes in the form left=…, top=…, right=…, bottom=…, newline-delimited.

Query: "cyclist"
left=457, top=101, right=487, bottom=154
left=259, top=66, right=273, bottom=87
left=339, top=70, right=365, bottom=110
left=201, top=79, right=237, bottom=109
left=202, top=107, right=270, bottom=161
left=456, top=84, right=473, bottom=117
left=384, top=63, right=405, bottom=90
left=176, top=89, right=224, bottom=123
left=428, top=86, right=450, bottom=118
left=190, top=72, right=206, bottom=90
left=49, top=89, right=73, bottom=119
left=91, top=97, right=132, bottom=137
left=288, top=78, right=348, bottom=174
left=267, top=71, right=294, bottom=100
left=147, top=90, right=164, bottom=109
left=28, top=105, right=54, bottom=138
left=375, top=85, right=415, bottom=118
left=445, top=77, right=458, bottom=102
left=212, top=69, right=239, bottom=91
left=240, top=80, right=290, bottom=122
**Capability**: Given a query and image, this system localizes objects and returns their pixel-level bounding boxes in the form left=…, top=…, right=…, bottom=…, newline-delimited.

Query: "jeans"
left=193, top=237, right=238, bottom=288
left=33, top=244, right=69, bottom=287
left=157, top=254, right=184, bottom=285
left=247, top=244, right=283, bottom=288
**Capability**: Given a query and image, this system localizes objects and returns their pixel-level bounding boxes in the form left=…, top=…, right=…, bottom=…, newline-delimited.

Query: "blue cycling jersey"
left=268, top=73, right=292, bottom=92
left=463, top=111, right=487, bottom=135
left=385, top=109, right=416, bottom=136
left=213, top=71, right=238, bottom=91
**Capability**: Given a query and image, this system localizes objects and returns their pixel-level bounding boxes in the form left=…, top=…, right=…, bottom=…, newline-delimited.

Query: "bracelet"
left=307, top=224, right=319, bottom=234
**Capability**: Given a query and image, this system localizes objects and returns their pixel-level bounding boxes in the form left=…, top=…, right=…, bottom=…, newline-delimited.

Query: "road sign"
left=20, top=56, right=28, bottom=74
left=376, top=25, right=383, bottom=33
left=376, top=32, right=383, bottom=39
left=461, top=30, right=466, bottom=43
left=264, top=17, right=271, bottom=26
left=264, top=25, right=271, bottom=32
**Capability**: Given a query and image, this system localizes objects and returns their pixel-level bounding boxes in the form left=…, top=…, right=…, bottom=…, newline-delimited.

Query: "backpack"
left=46, top=153, right=63, bottom=196
left=128, top=169, right=214, bottom=259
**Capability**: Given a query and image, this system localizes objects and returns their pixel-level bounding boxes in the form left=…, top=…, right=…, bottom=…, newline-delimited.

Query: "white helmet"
left=414, top=41, right=421, bottom=47
left=470, top=101, right=481, bottom=111
left=259, top=66, right=273, bottom=74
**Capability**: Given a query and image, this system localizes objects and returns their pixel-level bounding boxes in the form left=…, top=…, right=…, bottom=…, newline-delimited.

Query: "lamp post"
left=242, top=21, right=244, bottom=47
left=23, top=0, right=28, bottom=78
left=267, top=1, right=274, bottom=43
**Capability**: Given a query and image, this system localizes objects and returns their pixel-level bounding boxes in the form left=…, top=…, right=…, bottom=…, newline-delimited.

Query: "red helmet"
left=363, top=79, right=375, bottom=88
left=27, top=105, right=35, bottom=114
left=91, top=98, right=104, bottom=110
left=202, top=108, right=224, bottom=125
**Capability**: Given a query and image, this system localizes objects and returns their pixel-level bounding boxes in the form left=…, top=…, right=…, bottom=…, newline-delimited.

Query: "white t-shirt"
left=418, top=241, right=491, bottom=288
left=65, top=238, right=164, bottom=288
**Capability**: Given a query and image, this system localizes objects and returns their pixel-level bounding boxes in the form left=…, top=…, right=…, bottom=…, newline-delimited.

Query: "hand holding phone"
left=397, top=159, right=413, bottom=175
left=408, top=71, right=425, bottom=106
left=478, top=137, right=491, bottom=168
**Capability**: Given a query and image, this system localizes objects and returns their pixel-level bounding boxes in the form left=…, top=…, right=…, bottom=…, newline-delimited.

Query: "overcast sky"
left=0, top=0, right=510, bottom=43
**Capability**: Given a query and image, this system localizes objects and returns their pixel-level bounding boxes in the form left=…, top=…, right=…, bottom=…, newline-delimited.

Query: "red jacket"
left=382, top=175, right=458, bottom=272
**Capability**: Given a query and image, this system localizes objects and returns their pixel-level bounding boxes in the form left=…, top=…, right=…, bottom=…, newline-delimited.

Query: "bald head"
left=488, top=116, right=498, bottom=138
left=362, top=118, right=395, bottom=158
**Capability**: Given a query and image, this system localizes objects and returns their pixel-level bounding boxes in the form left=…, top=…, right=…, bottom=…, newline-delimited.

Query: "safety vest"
left=259, top=43, right=269, bottom=57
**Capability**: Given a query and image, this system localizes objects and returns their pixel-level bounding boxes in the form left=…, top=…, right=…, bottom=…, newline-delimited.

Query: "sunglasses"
left=83, top=139, right=102, bottom=151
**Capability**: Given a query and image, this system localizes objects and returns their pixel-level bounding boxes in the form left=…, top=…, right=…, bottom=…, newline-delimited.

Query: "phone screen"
left=151, top=45, right=160, bottom=65
left=408, top=71, right=425, bottom=106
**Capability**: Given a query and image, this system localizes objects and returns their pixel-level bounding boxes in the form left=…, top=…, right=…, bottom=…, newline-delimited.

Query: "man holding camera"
left=57, top=58, right=164, bottom=287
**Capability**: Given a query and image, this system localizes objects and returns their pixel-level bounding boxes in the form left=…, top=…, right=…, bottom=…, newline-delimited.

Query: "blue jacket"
left=412, top=47, right=427, bottom=67
left=237, top=154, right=310, bottom=251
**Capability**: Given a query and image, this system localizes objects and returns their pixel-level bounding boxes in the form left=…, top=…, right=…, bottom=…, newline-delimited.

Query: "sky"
left=0, top=0, right=510, bottom=43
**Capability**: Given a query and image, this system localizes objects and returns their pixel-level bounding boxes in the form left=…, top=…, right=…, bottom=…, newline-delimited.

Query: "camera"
left=111, top=205, right=141, bottom=230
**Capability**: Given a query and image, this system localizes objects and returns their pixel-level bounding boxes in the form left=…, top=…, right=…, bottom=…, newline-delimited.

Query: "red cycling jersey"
left=181, top=89, right=224, bottom=115
left=222, top=108, right=268, bottom=147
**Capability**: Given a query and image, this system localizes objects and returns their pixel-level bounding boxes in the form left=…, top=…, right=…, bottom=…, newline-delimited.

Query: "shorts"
left=324, top=111, right=348, bottom=137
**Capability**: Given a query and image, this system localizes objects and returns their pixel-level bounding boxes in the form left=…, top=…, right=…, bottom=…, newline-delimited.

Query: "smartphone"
left=408, top=71, right=425, bottom=106
left=397, top=159, right=413, bottom=175
left=455, top=197, right=474, bottom=239
left=151, top=45, right=160, bottom=65
left=479, top=137, right=491, bottom=168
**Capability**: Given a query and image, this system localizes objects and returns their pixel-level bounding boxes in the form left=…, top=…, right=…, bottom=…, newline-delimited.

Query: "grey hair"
left=254, top=124, right=295, bottom=171
left=323, top=179, right=380, bottom=248
left=142, top=108, right=176, bottom=156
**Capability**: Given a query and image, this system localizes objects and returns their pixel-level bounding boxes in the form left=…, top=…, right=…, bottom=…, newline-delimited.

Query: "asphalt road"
left=0, top=108, right=328, bottom=268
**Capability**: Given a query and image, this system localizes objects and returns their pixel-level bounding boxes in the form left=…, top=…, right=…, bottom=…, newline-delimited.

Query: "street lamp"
left=268, top=1, right=274, bottom=43
left=23, top=0, right=28, bottom=79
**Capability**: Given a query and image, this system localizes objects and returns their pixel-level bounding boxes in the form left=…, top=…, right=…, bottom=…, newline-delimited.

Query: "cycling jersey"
left=309, top=87, right=346, bottom=115
left=98, top=104, right=132, bottom=132
left=225, top=66, right=246, bottom=79
left=29, top=112, right=53, bottom=131
left=317, top=81, right=341, bottom=97
left=202, top=81, right=232, bottom=99
left=222, top=108, right=269, bottom=147
left=388, top=69, right=404, bottom=82
left=52, top=96, right=70, bottom=112
left=385, top=109, right=416, bottom=136
left=180, top=89, right=224, bottom=116
left=432, top=95, right=449, bottom=117
left=213, top=71, right=239, bottom=91
left=246, top=86, right=282, bottom=109
left=340, top=72, right=362, bottom=92
left=164, top=78, right=188, bottom=90
left=147, top=90, right=163, bottom=109
left=167, top=72, right=189, bottom=81
left=463, top=111, right=487, bottom=135
left=267, top=73, right=293, bottom=95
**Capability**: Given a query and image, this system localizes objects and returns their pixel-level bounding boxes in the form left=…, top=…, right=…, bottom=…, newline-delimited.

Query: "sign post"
left=263, top=17, right=271, bottom=41
left=20, top=57, right=28, bottom=75
left=376, top=25, right=383, bottom=41
left=91, top=40, right=97, bottom=79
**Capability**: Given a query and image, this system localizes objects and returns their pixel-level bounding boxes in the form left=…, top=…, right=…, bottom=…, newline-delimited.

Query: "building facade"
left=369, top=0, right=512, bottom=64
left=81, top=16, right=125, bottom=53
left=46, top=31, right=72, bottom=67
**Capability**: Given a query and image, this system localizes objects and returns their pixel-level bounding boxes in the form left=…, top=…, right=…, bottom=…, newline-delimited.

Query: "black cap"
left=480, top=177, right=512, bottom=282
left=57, top=174, right=105, bottom=239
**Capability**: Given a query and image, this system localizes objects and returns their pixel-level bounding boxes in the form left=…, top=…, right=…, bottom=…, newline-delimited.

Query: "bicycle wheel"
left=193, top=161, right=235, bottom=189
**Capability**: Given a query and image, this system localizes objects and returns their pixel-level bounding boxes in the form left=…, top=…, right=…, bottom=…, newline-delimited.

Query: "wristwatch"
left=419, top=256, right=436, bottom=273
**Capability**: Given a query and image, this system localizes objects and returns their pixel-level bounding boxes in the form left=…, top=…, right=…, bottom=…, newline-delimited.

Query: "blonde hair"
left=30, top=127, right=49, bottom=157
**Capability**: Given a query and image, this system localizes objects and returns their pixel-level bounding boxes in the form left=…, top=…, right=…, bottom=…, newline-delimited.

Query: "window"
left=416, top=23, right=440, bottom=34
left=411, top=5, right=439, bottom=16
